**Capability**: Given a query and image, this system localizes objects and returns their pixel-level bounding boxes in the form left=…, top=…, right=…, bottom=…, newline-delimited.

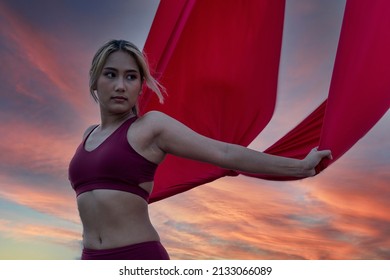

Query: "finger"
left=318, top=149, right=332, bottom=160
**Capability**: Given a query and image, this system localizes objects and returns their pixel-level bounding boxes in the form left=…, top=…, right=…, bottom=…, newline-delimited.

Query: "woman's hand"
left=302, top=147, right=332, bottom=176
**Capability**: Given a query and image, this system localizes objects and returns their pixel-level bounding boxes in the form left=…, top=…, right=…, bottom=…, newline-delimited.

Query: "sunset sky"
left=0, top=0, right=389, bottom=260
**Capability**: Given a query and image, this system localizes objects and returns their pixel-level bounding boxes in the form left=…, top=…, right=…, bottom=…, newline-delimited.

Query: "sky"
left=0, top=0, right=389, bottom=260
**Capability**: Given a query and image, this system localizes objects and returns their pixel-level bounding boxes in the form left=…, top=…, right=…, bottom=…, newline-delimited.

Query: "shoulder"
left=128, top=111, right=168, bottom=141
left=132, top=111, right=187, bottom=146
left=135, top=110, right=176, bottom=131
left=138, top=110, right=170, bottom=122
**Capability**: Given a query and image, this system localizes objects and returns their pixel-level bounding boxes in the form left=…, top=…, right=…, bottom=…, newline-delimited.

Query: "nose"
left=114, top=77, right=125, bottom=92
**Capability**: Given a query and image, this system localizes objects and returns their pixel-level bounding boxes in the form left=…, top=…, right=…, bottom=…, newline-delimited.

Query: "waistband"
left=81, top=241, right=169, bottom=260
left=75, top=181, right=150, bottom=201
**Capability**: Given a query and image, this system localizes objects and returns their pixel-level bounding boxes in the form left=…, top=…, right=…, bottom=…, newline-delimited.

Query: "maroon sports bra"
left=68, top=117, right=157, bottom=201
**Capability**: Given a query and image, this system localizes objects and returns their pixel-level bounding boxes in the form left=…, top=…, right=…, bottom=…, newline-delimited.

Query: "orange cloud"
left=0, top=218, right=80, bottom=246
left=305, top=163, right=390, bottom=222
left=0, top=174, right=78, bottom=223
left=0, top=2, right=96, bottom=123
left=0, top=117, right=80, bottom=175
left=152, top=165, right=389, bottom=260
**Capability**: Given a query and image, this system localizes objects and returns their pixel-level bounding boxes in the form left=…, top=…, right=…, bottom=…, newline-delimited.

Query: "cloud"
left=0, top=2, right=85, bottom=106
left=152, top=159, right=390, bottom=260
left=0, top=110, right=81, bottom=225
left=151, top=178, right=317, bottom=259
left=0, top=1, right=99, bottom=130
left=0, top=117, right=80, bottom=176
left=0, top=218, right=80, bottom=247
left=0, top=173, right=78, bottom=224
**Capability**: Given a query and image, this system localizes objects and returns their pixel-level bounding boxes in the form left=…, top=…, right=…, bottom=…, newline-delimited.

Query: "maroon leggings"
left=81, top=241, right=170, bottom=260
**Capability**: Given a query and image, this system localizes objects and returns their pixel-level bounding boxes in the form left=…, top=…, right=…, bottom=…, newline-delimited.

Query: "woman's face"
left=96, top=50, right=142, bottom=115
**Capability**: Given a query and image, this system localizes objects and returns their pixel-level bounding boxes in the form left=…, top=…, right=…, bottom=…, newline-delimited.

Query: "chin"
left=107, top=105, right=132, bottom=114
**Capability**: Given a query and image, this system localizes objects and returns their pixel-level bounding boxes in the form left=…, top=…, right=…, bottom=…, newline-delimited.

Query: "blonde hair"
left=89, top=39, right=165, bottom=115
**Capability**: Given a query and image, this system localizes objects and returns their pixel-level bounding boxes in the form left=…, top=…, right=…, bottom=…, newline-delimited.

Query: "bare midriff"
left=77, top=188, right=160, bottom=250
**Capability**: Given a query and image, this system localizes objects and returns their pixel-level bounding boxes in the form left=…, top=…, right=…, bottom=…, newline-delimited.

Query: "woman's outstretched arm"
left=147, top=111, right=331, bottom=178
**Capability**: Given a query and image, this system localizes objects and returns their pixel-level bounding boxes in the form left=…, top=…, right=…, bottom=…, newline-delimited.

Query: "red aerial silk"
left=140, top=0, right=285, bottom=202
left=242, top=0, right=390, bottom=179
left=140, top=0, right=390, bottom=203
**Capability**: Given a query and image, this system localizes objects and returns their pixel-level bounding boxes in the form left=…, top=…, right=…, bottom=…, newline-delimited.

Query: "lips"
left=111, top=96, right=128, bottom=101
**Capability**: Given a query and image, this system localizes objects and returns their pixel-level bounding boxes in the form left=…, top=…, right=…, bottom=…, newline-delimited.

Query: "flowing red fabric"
left=140, top=0, right=389, bottom=203
left=140, top=0, right=285, bottom=202
left=317, top=0, right=390, bottom=168
left=241, top=0, right=390, bottom=180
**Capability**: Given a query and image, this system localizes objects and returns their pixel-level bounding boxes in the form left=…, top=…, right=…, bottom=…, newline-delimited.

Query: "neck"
left=99, top=111, right=136, bottom=129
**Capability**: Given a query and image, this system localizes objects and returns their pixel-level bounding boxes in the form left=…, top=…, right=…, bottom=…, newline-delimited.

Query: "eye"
left=103, top=71, right=115, bottom=78
left=126, top=74, right=138, bottom=80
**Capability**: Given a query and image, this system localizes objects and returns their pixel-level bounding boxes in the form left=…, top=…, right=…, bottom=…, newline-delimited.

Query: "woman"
left=68, top=39, right=332, bottom=260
